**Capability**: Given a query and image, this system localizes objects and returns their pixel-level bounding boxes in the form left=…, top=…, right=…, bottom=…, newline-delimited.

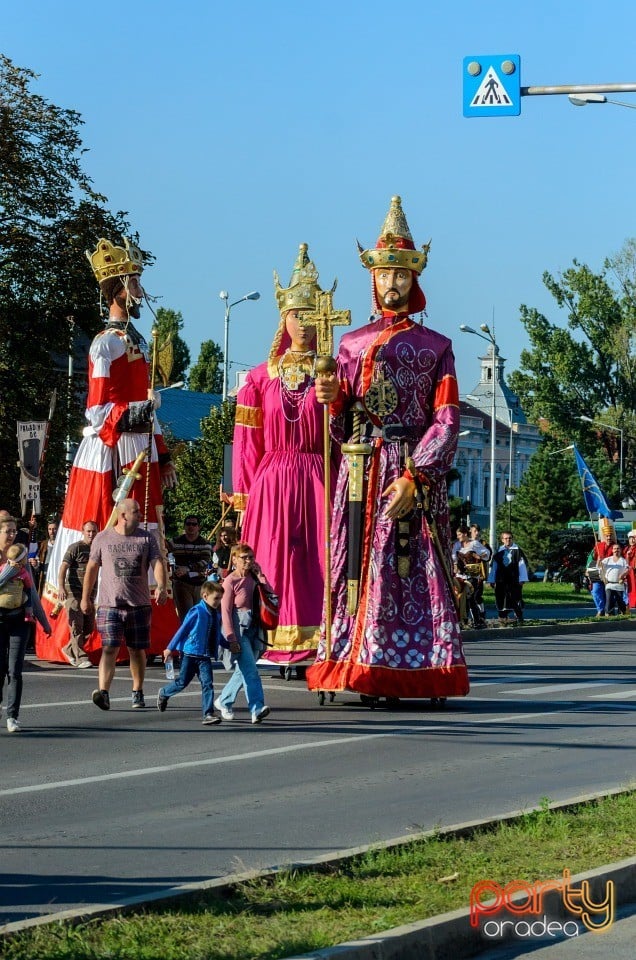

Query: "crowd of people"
left=2, top=206, right=634, bottom=736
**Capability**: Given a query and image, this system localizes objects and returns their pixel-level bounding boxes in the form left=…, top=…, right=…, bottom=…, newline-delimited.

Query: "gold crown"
left=86, top=237, right=144, bottom=284
left=274, top=243, right=325, bottom=315
left=358, top=195, right=431, bottom=275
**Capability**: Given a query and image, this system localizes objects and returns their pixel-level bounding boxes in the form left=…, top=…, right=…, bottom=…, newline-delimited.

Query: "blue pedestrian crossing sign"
left=463, top=54, right=521, bottom=117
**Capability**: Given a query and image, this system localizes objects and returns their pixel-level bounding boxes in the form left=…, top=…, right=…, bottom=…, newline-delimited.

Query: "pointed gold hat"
left=358, top=196, right=430, bottom=275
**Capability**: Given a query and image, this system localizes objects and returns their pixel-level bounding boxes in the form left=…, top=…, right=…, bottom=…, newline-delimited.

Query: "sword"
left=341, top=404, right=373, bottom=615
left=406, top=456, right=460, bottom=616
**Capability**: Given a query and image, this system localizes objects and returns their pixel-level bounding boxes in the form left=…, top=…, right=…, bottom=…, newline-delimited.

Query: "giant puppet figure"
left=36, top=238, right=178, bottom=662
left=232, top=244, right=338, bottom=676
left=307, top=197, right=470, bottom=702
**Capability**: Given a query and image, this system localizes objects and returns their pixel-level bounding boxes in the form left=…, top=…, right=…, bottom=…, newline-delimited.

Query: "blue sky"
left=4, top=1, right=636, bottom=395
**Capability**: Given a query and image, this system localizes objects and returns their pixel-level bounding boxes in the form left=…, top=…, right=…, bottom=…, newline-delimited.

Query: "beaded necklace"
left=277, top=349, right=316, bottom=424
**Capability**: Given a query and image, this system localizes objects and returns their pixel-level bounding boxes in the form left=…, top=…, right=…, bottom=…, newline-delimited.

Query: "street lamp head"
left=246, top=291, right=260, bottom=301
left=459, top=324, right=478, bottom=334
left=479, top=323, right=490, bottom=333
left=568, top=93, right=607, bottom=107
left=579, top=415, right=594, bottom=423
left=219, top=290, right=228, bottom=301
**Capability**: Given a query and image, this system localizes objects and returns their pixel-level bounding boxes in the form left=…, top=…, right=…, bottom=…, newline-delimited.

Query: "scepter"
left=300, top=289, right=351, bottom=657
left=143, top=324, right=160, bottom=530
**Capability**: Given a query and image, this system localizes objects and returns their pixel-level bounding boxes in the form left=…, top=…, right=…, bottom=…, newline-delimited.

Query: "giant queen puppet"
left=307, top=197, right=470, bottom=702
left=36, top=238, right=178, bottom=661
left=232, top=244, right=339, bottom=676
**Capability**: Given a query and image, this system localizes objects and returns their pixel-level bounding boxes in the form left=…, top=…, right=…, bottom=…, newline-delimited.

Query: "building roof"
left=157, top=388, right=222, bottom=442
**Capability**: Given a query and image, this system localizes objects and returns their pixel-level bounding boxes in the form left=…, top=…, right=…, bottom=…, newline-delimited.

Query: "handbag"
left=256, top=582, right=279, bottom=630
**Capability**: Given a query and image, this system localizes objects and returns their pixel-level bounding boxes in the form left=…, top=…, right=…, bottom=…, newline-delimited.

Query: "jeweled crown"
left=86, top=237, right=144, bottom=284
left=358, top=195, right=431, bottom=275
left=273, top=243, right=324, bottom=315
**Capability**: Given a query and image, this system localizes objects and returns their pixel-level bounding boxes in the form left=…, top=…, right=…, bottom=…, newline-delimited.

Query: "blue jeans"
left=0, top=614, right=29, bottom=720
left=218, top=611, right=265, bottom=716
left=160, top=655, right=215, bottom=716
left=591, top=581, right=606, bottom=614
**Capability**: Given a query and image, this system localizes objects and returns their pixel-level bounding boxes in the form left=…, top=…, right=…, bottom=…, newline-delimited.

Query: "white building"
left=453, top=344, right=542, bottom=530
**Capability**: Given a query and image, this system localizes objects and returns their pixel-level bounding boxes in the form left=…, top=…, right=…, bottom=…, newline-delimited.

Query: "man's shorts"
left=96, top=605, right=152, bottom=650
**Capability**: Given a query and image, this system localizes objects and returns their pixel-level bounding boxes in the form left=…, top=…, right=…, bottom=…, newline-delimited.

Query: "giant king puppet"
left=37, top=237, right=178, bottom=661
left=307, top=197, right=470, bottom=703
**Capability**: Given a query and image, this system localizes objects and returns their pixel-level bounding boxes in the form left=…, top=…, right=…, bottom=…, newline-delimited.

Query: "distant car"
left=531, top=566, right=547, bottom=581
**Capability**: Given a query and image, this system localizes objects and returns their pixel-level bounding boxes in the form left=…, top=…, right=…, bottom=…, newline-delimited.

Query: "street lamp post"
left=460, top=322, right=498, bottom=552
left=219, top=289, right=261, bottom=402
left=579, top=415, right=623, bottom=493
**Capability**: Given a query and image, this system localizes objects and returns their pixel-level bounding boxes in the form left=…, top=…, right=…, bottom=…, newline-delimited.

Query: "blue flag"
left=573, top=445, right=622, bottom=520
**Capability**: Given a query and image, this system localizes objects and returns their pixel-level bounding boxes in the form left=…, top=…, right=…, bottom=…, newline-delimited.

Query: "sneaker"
left=157, top=691, right=169, bottom=713
left=251, top=705, right=271, bottom=724
left=132, top=690, right=145, bottom=709
left=214, top=696, right=234, bottom=721
left=202, top=713, right=221, bottom=725
left=92, top=689, right=110, bottom=711
left=61, top=648, right=78, bottom=667
left=77, top=658, right=93, bottom=669
left=7, top=717, right=22, bottom=733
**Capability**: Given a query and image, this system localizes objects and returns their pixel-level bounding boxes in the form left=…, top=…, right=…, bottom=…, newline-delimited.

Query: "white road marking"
left=508, top=681, right=613, bottom=695
left=0, top=705, right=591, bottom=799
left=590, top=688, right=636, bottom=700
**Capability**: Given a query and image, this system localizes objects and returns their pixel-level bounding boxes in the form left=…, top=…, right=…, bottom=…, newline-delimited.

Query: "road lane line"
left=508, top=681, right=612, bottom=695
left=0, top=704, right=593, bottom=799
left=0, top=735, right=390, bottom=797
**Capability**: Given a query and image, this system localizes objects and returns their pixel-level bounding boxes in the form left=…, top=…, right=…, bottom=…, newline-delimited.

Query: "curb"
left=463, top=616, right=634, bottom=640
left=3, top=786, right=636, bottom=955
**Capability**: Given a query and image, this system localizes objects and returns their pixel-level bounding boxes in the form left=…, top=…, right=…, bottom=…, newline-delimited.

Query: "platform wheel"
left=430, top=697, right=447, bottom=709
left=329, top=691, right=336, bottom=703
left=295, top=665, right=307, bottom=680
left=386, top=697, right=400, bottom=709
left=318, top=691, right=326, bottom=706
left=284, top=665, right=293, bottom=681
left=360, top=694, right=377, bottom=710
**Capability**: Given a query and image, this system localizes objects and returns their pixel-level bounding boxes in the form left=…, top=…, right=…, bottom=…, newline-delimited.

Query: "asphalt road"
left=2, top=624, right=635, bottom=928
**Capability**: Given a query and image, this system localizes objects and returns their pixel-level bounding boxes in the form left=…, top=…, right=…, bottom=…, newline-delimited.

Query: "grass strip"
left=4, top=791, right=636, bottom=960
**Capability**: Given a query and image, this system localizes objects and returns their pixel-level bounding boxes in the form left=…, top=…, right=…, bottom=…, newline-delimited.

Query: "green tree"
left=152, top=307, right=191, bottom=386
left=189, top=339, right=224, bottom=394
left=163, top=400, right=236, bottom=537
left=505, top=438, right=619, bottom=566
left=509, top=243, right=636, bottom=490
left=0, top=55, right=137, bottom=519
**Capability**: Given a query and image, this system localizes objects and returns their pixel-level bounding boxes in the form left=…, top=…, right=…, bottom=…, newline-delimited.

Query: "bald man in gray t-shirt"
left=82, top=499, right=167, bottom=711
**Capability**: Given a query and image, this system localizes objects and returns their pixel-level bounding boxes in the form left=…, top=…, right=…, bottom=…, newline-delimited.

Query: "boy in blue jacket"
left=158, top=580, right=227, bottom=724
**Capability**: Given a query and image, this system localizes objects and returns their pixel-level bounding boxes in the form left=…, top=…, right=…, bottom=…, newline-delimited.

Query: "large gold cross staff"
left=300, top=289, right=351, bottom=659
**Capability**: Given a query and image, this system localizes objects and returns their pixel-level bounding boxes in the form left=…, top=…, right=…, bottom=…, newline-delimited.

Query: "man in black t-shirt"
left=57, top=521, right=99, bottom=667
left=168, top=515, right=213, bottom=619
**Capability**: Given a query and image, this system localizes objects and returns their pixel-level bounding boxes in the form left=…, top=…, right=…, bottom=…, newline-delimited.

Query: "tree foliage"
left=509, top=243, right=636, bottom=492
left=505, top=438, right=619, bottom=566
left=153, top=307, right=191, bottom=386
left=189, top=339, right=223, bottom=394
left=0, top=55, right=136, bottom=520
left=163, top=401, right=236, bottom=537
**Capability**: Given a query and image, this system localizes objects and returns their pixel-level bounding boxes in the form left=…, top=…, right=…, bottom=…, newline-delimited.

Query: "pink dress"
left=233, top=360, right=337, bottom=665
